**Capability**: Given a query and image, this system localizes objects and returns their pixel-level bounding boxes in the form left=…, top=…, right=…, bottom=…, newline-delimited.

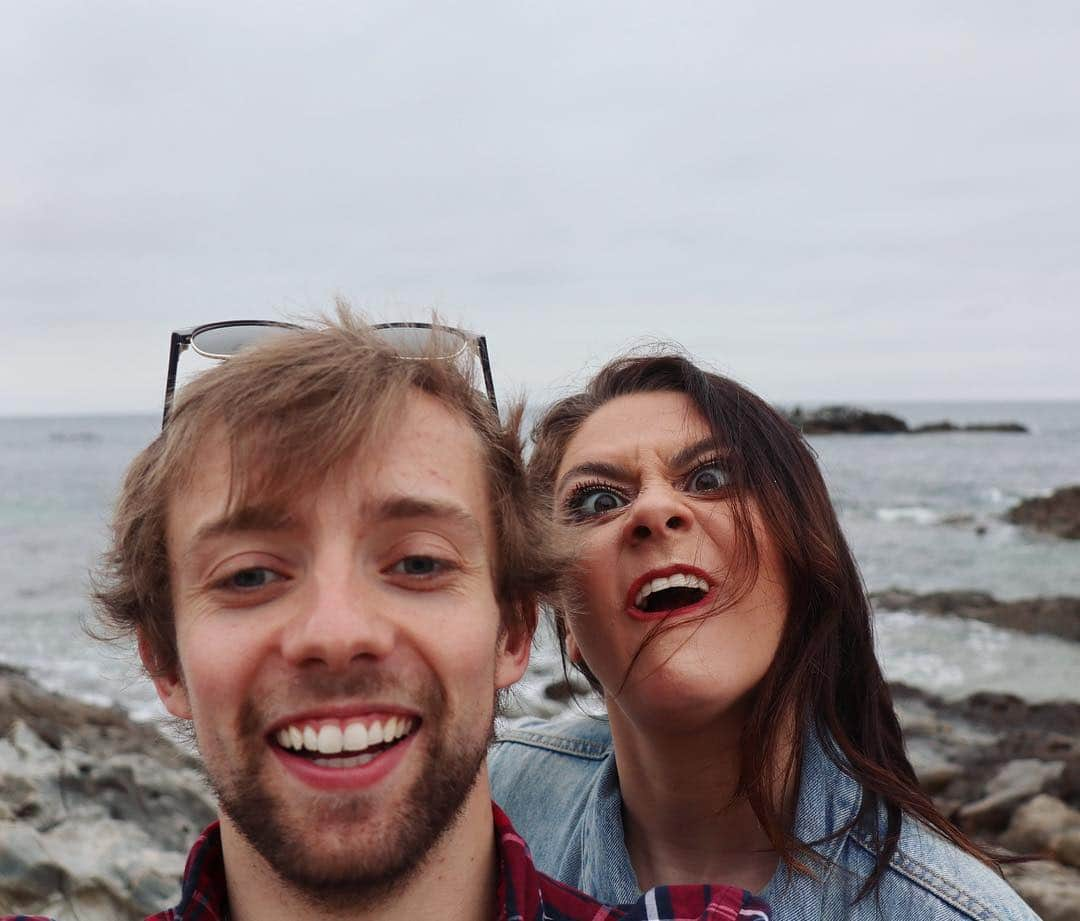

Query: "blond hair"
left=93, top=307, right=563, bottom=676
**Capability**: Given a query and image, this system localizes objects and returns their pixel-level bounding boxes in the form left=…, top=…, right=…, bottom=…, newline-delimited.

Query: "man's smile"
left=272, top=713, right=419, bottom=764
left=263, top=706, right=424, bottom=786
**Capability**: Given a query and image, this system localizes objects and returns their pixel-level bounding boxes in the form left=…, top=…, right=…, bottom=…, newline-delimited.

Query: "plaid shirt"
left=4, top=804, right=771, bottom=921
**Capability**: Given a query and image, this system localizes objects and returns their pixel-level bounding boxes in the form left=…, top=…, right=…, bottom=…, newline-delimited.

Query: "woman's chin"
left=610, top=669, right=755, bottom=737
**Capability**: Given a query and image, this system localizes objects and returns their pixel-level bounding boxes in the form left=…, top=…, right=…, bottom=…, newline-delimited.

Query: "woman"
left=488, top=353, right=1037, bottom=920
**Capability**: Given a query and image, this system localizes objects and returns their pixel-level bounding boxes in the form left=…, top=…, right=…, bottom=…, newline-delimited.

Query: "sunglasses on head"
left=162, top=320, right=497, bottom=427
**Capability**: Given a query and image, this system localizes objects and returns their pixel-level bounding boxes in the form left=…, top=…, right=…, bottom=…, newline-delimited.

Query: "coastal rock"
left=786, top=405, right=908, bottom=434
left=911, top=421, right=1028, bottom=434
left=958, top=760, right=1065, bottom=831
left=0, top=818, right=185, bottom=920
left=1058, top=830, right=1080, bottom=870
left=1007, top=485, right=1080, bottom=540
left=782, top=406, right=1029, bottom=436
left=871, top=589, right=1080, bottom=642
left=904, top=740, right=962, bottom=793
left=1003, top=796, right=1080, bottom=862
left=1004, top=860, right=1080, bottom=921
left=2, top=664, right=1071, bottom=919
left=0, top=666, right=215, bottom=919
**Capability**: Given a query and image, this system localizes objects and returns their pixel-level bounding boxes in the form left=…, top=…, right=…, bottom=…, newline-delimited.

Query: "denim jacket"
left=489, top=714, right=1040, bottom=921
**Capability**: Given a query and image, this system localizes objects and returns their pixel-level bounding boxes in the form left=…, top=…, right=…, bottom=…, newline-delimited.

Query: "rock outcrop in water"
left=1007, top=485, right=1080, bottom=540
left=782, top=405, right=1029, bottom=435
left=4, top=660, right=1079, bottom=920
left=871, top=589, right=1080, bottom=642
left=785, top=405, right=908, bottom=434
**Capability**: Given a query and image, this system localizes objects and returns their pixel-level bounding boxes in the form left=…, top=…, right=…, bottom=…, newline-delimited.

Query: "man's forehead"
left=167, top=392, right=491, bottom=542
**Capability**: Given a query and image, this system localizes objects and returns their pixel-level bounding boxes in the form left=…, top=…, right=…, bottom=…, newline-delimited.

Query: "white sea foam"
left=874, top=610, right=1080, bottom=702
left=875, top=506, right=940, bottom=525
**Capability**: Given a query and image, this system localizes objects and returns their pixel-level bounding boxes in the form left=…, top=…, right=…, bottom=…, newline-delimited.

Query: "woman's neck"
left=607, top=700, right=794, bottom=894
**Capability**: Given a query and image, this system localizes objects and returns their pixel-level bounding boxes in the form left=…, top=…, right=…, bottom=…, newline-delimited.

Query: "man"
left=4, top=313, right=771, bottom=921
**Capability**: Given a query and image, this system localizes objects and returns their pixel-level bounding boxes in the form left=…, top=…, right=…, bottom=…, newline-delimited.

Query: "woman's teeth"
left=634, top=572, right=710, bottom=608
left=275, top=716, right=416, bottom=758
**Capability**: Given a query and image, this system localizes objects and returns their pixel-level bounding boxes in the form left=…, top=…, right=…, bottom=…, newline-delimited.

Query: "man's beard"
left=198, top=669, right=492, bottom=911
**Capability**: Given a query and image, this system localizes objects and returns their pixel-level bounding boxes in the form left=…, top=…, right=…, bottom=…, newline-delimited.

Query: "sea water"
left=1, top=402, right=1078, bottom=721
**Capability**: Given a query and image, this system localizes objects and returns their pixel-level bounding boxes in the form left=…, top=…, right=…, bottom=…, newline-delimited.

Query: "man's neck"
left=219, top=784, right=498, bottom=921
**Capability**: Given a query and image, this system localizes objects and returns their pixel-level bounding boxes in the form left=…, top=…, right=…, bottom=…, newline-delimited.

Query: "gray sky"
left=3, top=0, right=1078, bottom=415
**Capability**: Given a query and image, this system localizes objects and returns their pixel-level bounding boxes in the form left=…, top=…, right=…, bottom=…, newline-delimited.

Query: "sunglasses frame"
left=162, top=319, right=497, bottom=427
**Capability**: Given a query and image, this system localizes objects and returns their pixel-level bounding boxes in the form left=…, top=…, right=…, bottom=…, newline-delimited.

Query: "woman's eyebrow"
left=667, top=437, right=726, bottom=472
left=556, top=460, right=633, bottom=494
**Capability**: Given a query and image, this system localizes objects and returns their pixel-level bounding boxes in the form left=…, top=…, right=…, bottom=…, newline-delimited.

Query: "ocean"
left=1, top=401, right=1078, bottom=722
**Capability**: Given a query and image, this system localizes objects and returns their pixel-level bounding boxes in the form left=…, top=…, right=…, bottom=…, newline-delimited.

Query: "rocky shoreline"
left=872, top=589, right=1080, bottom=643
left=0, top=664, right=215, bottom=920
left=3, top=650, right=1079, bottom=920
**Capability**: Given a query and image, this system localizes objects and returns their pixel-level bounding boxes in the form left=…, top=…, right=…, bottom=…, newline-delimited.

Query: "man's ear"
left=138, top=631, right=192, bottom=720
left=494, top=604, right=534, bottom=690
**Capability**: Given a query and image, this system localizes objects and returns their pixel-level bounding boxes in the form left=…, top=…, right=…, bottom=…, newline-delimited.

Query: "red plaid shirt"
left=4, top=805, right=771, bottom=921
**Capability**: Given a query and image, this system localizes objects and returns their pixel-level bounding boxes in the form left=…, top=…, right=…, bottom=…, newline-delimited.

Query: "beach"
left=2, top=404, right=1079, bottom=919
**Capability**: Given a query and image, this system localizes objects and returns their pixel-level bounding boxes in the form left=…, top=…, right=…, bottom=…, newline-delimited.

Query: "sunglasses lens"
left=190, top=324, right=296, bottom=359
left=374, top=325, right=469, bottom=360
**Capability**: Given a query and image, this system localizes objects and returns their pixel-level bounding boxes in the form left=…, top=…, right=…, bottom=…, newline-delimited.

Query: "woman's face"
left=553, top=391, right=788, bottom=733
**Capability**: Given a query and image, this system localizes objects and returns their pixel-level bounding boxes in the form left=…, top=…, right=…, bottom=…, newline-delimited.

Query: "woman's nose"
left=624, top=483, right=693, bottom=545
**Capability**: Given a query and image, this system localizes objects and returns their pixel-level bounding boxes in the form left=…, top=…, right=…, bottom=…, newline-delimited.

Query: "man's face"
left=150, top=391, right=529, bottom=902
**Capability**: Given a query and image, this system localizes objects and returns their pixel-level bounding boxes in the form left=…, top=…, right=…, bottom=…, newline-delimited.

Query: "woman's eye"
left=687, top=463, right=729, bottom=494
left=391, top=556, right=444, bottom=577
left=222, top=568, right=282, bottom=591
left=567, top=487, right=629, bottom=519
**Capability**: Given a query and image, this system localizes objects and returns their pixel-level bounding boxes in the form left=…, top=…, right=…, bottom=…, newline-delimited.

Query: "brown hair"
left=93, top=307, right=564, bottom=678
left=529, top=351, right=1001, bottom=897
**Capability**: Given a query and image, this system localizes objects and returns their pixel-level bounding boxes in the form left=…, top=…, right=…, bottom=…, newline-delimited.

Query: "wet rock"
left=0, top=666, right=215, bottom=919
left=909, top=749, right=963, bottom=793
left=872, top=588, right=1080, bottom=642
left=781, top=406, right=1028, bottom=436
left=786, top=405, right=907, bottom=434
left=1058, top=830, right=1080, bottom=870
left=958, top=760, right=1065, bottom=832
left=1007, top=485, right=1080, bottom=540
left=1004, top=859, right=1080, bottom=921
left=1003, top=796, right=1080, bottom=860
left=911, top=421, right=1028, bottom=434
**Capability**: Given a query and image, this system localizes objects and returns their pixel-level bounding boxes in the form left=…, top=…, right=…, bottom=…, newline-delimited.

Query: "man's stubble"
left=198, top=668, right=493, bottom=911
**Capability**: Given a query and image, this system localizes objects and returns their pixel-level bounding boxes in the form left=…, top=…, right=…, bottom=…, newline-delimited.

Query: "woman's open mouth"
left=626, top=567, right=714, bottom=619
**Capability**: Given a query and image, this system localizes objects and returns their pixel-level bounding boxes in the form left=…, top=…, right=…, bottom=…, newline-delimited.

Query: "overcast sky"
left=2, top=1, right=1078, bottom=415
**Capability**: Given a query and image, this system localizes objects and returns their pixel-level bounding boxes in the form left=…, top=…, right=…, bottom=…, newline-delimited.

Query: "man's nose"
left=622, top=482, right=694, bottom=546
left=279, top=570, right=395, bottom=669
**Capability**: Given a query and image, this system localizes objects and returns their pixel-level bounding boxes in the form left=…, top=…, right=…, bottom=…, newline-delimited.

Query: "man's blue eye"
left=688, top=464, right=728, bottom=493
left=395, top=556, right=440, bottom=576
left=228, top=568, right=280, bottom=589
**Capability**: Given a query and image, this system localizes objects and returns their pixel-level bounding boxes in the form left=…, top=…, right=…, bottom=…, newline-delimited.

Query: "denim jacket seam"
left=850, top=830, right=1003, bottom=921
left=493, top=729, right=611, bottom=760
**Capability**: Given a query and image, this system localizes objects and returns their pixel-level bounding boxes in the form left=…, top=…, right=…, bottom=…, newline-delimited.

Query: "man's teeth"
left=634, top=572, right=710, bottom=608
left=275, top=716, right=416, bottom=755
left=313, top=751, right=378, bottom=769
